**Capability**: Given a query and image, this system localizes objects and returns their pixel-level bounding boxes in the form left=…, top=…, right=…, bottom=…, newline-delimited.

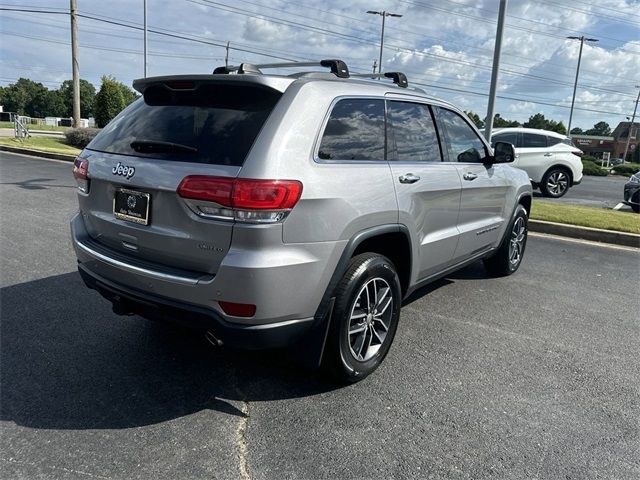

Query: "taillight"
left=572, top=150, right=584, bottom=157
left=73, top=156, right=89, bottom=193
left=177, top=176, right=303, bottom=223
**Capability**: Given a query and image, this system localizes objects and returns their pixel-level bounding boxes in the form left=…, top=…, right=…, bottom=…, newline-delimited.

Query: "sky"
left=1, top=0, right=639, bottom=130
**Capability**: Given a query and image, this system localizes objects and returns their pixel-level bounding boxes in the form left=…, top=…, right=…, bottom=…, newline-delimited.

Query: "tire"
left=321, top=253, right=402, bottom=384
left=540, top=168, right=571, bottom=198
left=483, top=204, right=528, bottom=277
left=632, top=204, right=640, bottom=214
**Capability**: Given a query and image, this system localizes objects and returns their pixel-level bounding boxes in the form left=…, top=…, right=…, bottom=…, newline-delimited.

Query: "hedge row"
left=581, top=159, right=608, bottom=176
left=64, top=128, right=100, bottom=148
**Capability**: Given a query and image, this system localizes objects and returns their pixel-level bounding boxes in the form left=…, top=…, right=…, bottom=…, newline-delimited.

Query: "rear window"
left=87, top=83, right=282, bottom=166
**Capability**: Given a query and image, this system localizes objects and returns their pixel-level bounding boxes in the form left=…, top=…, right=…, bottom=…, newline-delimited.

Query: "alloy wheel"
left=546, top=171, right=568, bottom=196
left=509, top=216, right=526, bottom=267
left=347, top=277, right=393, bottom=362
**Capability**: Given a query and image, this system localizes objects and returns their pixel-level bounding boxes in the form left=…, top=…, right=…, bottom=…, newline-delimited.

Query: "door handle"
left=399, top=173, right=421, bottom=184
left=463, top=172, right=478, bottom=181
left=544, top=153, right=553, bottom=157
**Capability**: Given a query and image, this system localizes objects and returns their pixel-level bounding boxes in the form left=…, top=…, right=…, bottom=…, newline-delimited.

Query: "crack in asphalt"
left=236, top=398, right=251, bottom=480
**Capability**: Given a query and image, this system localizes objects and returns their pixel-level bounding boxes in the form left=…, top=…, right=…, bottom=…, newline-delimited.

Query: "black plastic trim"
left=78, top=266, right=314, bottom=350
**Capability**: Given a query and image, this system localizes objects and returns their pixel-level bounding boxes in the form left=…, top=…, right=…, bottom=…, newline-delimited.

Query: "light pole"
left=622, top=86, right=640, bottom=162
left=366, top=10, right=402, bottom=74
left=567, top=36, right=598, bottom=136
left=484, top=0, right=508, bottom=142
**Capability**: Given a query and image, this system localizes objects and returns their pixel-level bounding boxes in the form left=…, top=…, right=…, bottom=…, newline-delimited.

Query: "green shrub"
left=582, top=156, right=598, bottom=163
left=612, top=163, right=640, bottom=176
left=582, top=161, right=608, bottom=176
left=64, top=128, right=100, bottom=148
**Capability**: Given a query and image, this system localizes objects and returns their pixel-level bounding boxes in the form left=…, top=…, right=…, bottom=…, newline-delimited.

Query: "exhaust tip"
left=205, top=330, right=224, bottom=347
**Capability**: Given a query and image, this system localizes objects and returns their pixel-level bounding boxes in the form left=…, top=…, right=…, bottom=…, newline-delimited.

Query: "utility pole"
left=566, top=35, right=598, bottom=137
left=622, top=86, right=640, bottom=162
left=70, top=0, right=80, bottom=128
left=366, top=10, right=402, bottom=75
left=225, top=41, right=230, bottom=67
left=143, top=0, right=148, bottom=77
left=484, top=0, right=507, bottom=142
left=372, top=60, right=377, bottom=74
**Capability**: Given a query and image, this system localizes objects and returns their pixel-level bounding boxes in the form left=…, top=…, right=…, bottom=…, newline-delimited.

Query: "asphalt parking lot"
left=534, top=174, right=633, bottom=210
left=1, top=151, right=639, bottom=480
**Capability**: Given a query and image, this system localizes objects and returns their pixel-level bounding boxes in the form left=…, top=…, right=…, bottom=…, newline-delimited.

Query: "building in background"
left=572, top=121, right=639, bottom=162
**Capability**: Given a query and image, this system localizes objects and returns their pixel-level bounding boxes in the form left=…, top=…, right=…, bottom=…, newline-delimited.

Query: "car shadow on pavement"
left=0, top=272, right=338, bottom=430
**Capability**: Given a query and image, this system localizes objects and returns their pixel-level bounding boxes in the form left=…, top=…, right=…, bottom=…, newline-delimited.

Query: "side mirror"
left=493, top=141, right=515, bottom=163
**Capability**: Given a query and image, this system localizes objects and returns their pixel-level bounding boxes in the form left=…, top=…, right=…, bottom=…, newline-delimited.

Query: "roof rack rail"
left=213, top=59, right=350, bottom=78
left=350, top=72, right=409, bottom=88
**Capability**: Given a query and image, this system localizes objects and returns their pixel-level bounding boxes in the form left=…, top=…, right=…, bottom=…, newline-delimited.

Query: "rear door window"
left=87, top=83, right=282, bottom=166
left=387, top=101, right=442, bottom=162
left=547, top=136, right=563, bottom=146
left=521, top=133, right=548, bottom=148
left=318, top=99, right=386, bottom=161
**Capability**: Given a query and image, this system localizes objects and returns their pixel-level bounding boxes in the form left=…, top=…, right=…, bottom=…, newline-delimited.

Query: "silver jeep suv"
left=71, top=59, right=532, bottom=382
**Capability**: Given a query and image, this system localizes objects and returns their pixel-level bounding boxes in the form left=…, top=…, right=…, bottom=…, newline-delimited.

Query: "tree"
left=464, top=110, right=484, bottom=128
left=493, top=113, right=520, bottom=128
left=0, top=78, right=44, bottom=115
left=570, top=127, right=584, bottom=135
left=585, top=121, right=611, bottom=136
left=523, top=113, right=567, bottom=135
left=59, top=79, right=96, bottom=118
left=94, top=76, right=125, bottom=127
left=30, top=89, right=65, bottom=118
left=114, top=80, right=138, bottom=106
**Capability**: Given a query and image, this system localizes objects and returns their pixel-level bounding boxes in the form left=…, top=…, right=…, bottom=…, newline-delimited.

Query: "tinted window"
left=436, top=107, right=488, bottom=163
left=493, top=131, right=519, bottom=147
left=318, top=99, right=385, bottom=161
left=521, top=133, right=548, bottom=148
left=88, top=83, right=282, bottom=166
left=388, top=101, right=441, bottom=162
left=547, top=136, right=563, bottom=146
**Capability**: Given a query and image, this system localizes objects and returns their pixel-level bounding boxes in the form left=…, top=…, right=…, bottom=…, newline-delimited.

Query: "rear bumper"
left=70, top=212, right=344, bottom=348
left=77, top=265, right=315, bottom=349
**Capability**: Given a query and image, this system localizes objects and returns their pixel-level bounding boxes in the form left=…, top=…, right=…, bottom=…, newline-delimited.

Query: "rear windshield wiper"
left=130, top=140, right=198, bottom=154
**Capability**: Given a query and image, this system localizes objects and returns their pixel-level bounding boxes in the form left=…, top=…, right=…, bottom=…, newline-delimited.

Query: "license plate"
left=113, top=188, right=150, bottom=225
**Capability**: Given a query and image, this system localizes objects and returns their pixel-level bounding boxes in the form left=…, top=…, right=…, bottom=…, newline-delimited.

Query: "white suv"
left=491, top=127, right=583, bottom=198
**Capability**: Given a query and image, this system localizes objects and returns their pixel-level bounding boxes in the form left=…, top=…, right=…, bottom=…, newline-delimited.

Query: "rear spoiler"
left=132, top=74, right=293, bottom=94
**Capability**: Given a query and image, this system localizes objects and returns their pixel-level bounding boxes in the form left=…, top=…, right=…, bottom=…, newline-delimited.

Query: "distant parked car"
left=491, top=127, right=583, bottom=198
left=608, top=158, right=624, bottom=166
left=623, top=171, right=640, bottom=213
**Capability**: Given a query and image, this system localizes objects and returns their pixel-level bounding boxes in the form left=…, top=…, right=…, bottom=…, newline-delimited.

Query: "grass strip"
left=531, top=200, right=639, bottom=234
left=0, top=136, right=80, bottom=155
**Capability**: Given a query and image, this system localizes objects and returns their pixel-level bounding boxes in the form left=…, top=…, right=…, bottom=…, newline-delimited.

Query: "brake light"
left=219, top=301, right=256, bottom=317
left=572, top=150, right=584, bottom=157
left=177, top=176, right=303, bottom=223
left=73, top=156, right=89, bottom=193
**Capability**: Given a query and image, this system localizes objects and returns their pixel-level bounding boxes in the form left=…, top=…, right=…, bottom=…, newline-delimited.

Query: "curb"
left=0, top=145, right=76, bottom=162
left=529, top=220, right=640, bottom=248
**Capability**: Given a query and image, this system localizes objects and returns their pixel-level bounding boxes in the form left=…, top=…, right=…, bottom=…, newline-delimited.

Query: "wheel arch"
left=298, top=225, right=413, bottom=369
